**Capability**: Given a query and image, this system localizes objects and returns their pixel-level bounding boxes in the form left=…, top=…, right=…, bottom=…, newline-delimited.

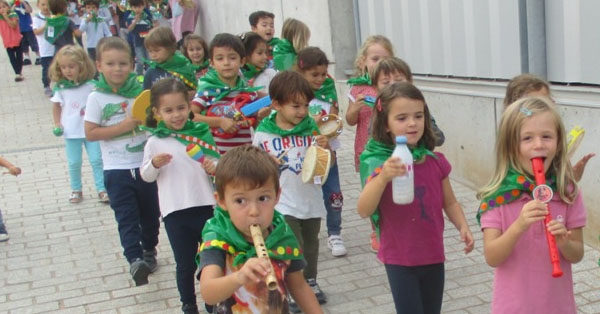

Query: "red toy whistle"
left=531, top=157, right=563, bottom=278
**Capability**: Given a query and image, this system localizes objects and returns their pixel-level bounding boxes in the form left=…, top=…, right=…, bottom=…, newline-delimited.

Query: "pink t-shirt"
left=376, top=152, right=450, bottom=266
left=0, top=16, right=22, bottom=48
left=480, top=190, right=586, bottom=314
left=348, top=85, right=377, bottom=171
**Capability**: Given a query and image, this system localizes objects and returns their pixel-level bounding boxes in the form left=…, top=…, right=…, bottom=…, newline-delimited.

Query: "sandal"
left=69, top=191, right=83, bottom=204
left=98, top=191, right=110, bottom=204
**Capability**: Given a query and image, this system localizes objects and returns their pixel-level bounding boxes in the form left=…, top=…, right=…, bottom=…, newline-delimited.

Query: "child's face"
left=216, top=179, right=279, bottom=242
left=85, top=4, right=97, bottom=13
left=186, top=40, right=205, bottom=64
left=96, top=49, right=133, bottom=88
left=376, top=71, right=409, bottom=91
left=517, top=111, right=557, bottom=175
left=272, top=94, right=309, bottom=129
left=152, top=92, right=190, bottom=131
left=211, top=46, right=243, bottom=86
left=251, top=17, right=275, bottom=42
left=386, top=97, right=425, bottom=146
left=300, top=65, right=327, bottom=91
left=247, top=41, right=268, bottom=69
left=58, top=55, right=80, bottom=82
left=37, top=0, right=51, bottom=14
left=147, top=46, right=172, bottom=64
left=0, top=3, right=9, bottom=13
left=363, top=43, right=392, bottom=75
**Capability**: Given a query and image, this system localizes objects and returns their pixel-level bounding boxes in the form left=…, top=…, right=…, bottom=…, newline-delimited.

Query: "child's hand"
left=3, top=167, right=21, bottom=176
left=219, top=117, right=237, bottom=133
left=314, top=135, right=329, bottom=149
left=460, top=226, right=475, bottom=254
left=573, top=152, right=595, bottom=182
left=353, top=94, right=367, bottom=109
left=151, top=153, right=172, bottom=168
left=516, top=200, right=548, bottom=232
left=120, top=116, right=141, bottom=132
left=256, top=106, right=272, bottom=121
left=379, top=156, right=408, bottom=183
left=234, top=257, right=272, bottom=286
left=547, top=219, right=570, bottom=247
left=201, top=158, right=216, bottom=175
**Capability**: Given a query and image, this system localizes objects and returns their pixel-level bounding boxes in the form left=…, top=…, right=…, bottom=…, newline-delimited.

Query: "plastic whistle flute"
left=531, top=157, right=563, bottom=278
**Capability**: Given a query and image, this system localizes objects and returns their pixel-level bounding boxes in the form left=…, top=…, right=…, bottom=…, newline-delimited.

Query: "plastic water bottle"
left=392, top=136, right=414, bottom=204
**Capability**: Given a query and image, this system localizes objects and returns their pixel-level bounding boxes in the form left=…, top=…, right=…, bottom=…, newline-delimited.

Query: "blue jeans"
left=322, top=159, right=343, bottom=236
left=104, top=168, right=160, bottom=263
left=133, top=45, right=148, bottom=76
left=65, top=138, right=105, bottom=192
left=385, top=263, right=445, bottom=314
left=163, top=206, right=214, bottom=305
left=41, top=56, right=53, bottom=88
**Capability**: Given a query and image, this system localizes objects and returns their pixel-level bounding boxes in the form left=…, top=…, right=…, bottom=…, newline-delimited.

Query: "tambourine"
left=567, top=126, right=585, bottom=160
left=317, top=114, right=343, bottom=138
left=301, top=146, right=332, bottom=185
left=131, top=90, right=155, bottom=125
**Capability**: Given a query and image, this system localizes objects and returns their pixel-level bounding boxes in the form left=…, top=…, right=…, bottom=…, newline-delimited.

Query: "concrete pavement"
left=1, top=46, right=600, bottom=314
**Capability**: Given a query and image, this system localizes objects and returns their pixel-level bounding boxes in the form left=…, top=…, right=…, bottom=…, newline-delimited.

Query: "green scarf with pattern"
left=241, top=63, right=264, bottom=83
left=197, top=68, right=261, bottom=102
left=140, top=120, right=220, bottom=160
left=53, top=79, right=92, bottom=92
left=314, top=76, right=338, bottom=106
left=144, top=51, right=198, bottom=90
left=45, top=14, right=69, bottom=44
left=272, top=38, right=296, bottom=71
left=256, top=111, right=320, bottom=137
left=197, top=206, right=303, bottom=267
left=94, top=73, right=143, bottom=98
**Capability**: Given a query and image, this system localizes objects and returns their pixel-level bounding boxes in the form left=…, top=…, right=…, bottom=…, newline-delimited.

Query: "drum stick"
left=250, top=224, right=278, bottom=290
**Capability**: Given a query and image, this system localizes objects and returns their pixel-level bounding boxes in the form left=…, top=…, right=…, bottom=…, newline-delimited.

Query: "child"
left=295, top=46, right=347, bottom=257
left=66, top=0, right=83, bottom=46
left=253, top=71, right=330, bottom=308
left=126, top=0, right=155, bottom=76
left=79, top=0, right=111, bottom=61
left=32, top=0, right=56, bottom=96
left=0, top=0, right=24, bottom=82
left=191, top=33, right=261, bottom=154
left=97, top=0, right=115, bottom=34
left=142, top=26, right=197, bottom=97
left=0, top=156, right=21, bottom=242
left=357, top=82, right=474, bottom=314
left=240, top=31, right=276, bottom=94
left=148, top=0, right=170, bottom=27
left=272, top=18, right=310, bottom=71
left=140, top=78, right=219, bottom=314
left=198, top=144, right=324, bottom=314
left=503, top=73, right=595, bottom=182
left=477, top=97, right=586, bottom=314
left=12, top=0, right=40, bottom=65
left=248, top=10, right=278, bottom=68
left=46, top=0, right=82, bottom=53
left=50, top=45, right=108, bottom=204
left=372, top=57, right=445, bottom=147
left=181, top=33, right=209, bottom=79
left=345, top=35, right=394, bottom=252
left=84, top=37, right=161, bottom=287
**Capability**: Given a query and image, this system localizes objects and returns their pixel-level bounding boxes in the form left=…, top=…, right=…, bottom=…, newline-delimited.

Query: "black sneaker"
left=35, top=58, right=41, bottom=65
left=307, top=278, right=327, bottom=304
left=288, top=294, right=301, bottom=313
left=143, top=248, right=158, bottom=272
left=130, top=258, right=151, bottom=286
left=23, top=59, right=31, bottom=65
left=181, top=303, right=199, bottom=314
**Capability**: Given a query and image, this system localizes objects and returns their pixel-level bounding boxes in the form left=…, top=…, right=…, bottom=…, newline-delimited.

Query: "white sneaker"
left=327, top=235, right=347, bottom=257
left=0, top=233, right=9, bottom=242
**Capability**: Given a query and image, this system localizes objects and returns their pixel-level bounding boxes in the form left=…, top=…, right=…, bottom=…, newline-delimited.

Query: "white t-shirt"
left=252, top=68, right=277, bottom=94
left=32, top=13, right=55, bottom=57
left=79, top=18, right=111, bottom=48
left=140, top=136, right=215, bottom=218
left=253, top=130, right=326, bottom=219
left=84, top=91, right=148, bottom=170
left=51, top=82, right=94, bottom=138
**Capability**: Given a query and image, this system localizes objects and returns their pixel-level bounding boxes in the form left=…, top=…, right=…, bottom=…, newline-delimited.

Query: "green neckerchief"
left=314, top=76, right=338, bottom=106
left=268, top=37, right=280, bottom=49
left=53, top=79, right=92, bottom=92
left=139, top=120, right=220, bottom=160
left=197, top=68, right=261, bottom=102
left=0, top=11, right=17, bottom=20
left=477, top=168, right=557, bottom=224
left=198, top=206, right=304, bottom=267
left=87, top=11, right=104, bottom=30
left=241, top=63, right=264, bottom=83
left=359, top=139, right=437, bottom=233
left=256, top=111, right=320, bottom=137
left=94, top=73, right=143, bottom=98
left=45, top=14, right=69, bottom=44
left=347, top=72, right=372, bottom=86
left=144, top=52, right=198, bottom=90
left=272, top=38, right=296, bottom=71
left=193, top=59, right=210, bottom=71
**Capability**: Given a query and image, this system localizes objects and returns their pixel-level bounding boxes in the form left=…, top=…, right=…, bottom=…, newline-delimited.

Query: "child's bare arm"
left=33, top=23, right=45, bottom=35
left=0, top=157, right=21, bottom=176
left=286, top=271, right=323, bottom=314
left=441, top=178, right=474, bottom=254
left=345, top=94, right=365, bottom=126
left=84, top=117, right=141, bottom=141
left=52, top=103, right=62, bottom=128
left=357, top=156, right=406, bottom=218
left=548, top=223, right=584, bottom=263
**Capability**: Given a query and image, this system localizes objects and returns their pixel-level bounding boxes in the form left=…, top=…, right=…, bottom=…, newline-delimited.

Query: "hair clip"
left=520, top=107, right=532, bottom=116
left=376, top=98, right=383, bottom=112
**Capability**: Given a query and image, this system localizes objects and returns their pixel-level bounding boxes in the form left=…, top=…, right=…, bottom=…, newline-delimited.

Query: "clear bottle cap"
left=395, top=136, right=407, bottom=144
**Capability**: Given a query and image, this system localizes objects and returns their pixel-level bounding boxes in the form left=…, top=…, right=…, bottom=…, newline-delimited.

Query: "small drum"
left=317, top=114, right=343, bottom=138
left=301, top=146, right=332, bottom=185
left=132, top=90, right=156, bottom=125
left=567, top=126, right=585, bottom=160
